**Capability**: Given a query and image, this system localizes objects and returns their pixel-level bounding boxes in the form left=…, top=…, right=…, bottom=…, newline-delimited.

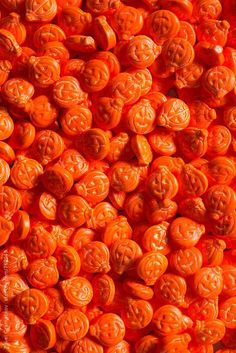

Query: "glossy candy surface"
left=0, top=0, right=236, bottom=352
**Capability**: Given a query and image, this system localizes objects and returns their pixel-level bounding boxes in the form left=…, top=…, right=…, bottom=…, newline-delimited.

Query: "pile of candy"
left=1, top=0, right=236, bottom=352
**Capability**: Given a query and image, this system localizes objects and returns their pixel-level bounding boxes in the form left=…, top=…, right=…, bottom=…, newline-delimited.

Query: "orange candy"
left=189, top=100, right=217, bottom=128
left=129, top=68, right=153, bottom=96
left=32, top=130, right=64, bottom=165
left=178, top=128, right=208, bottom=160
left=33, top=24, right=66, bottom=48
left=194, top=319, right=226, bottom=345
left=109, top=161, right=139, bottom=192
left=65, top=34, right=97, bottom=53
left=42, top=165, right=74, bottom=199
left=25, top=0, right=57, bottom=22
left=60, top=105, right=92, bottom=136
left=0, top=185, right=22, bottom=219
left=169, top=217, right=205, bottom=248
left=25, top=95, right=58, bottom=129
left=148, top=128, right=176, bottom=156
left=207, top=125, right=232, bottom=156
left=123, top=279, right=154, bottom=301
left=156, top=98, right=190, bottom=131
left=198, top=238, right=226, bottom=266
left=0, top=157, right=10, bottom=185
left=195, top=41, right=225, bottom=67
left=94, top=16, right=116, bottom=51
left=2, top=78, right=34, bottom=108
left=26, top=257, right=59, bottom=289
left=0, top=216, right=14, bottom=246
left=56, top=309, right=89, bottom=341
left=54, top=245, right=81, bottom=278
left=160, top=0, right=193, bottom=20
left=60, top=276, right=93, bottom=307
left=188, top=297, right=219, bottom=321
left=107, top=133, right=133, bottom=163
left=57, top=6, right=92, bottom=36
left=80, top=128, right=110, bottom=161
left=196, top=20, right=230, bottom=46
left=92, top=51, right=120, bottom=78
left=121, top=298, right=153, bottom=329
left=110, top=239, right=142, bottom=274
left=127, top=98, right=156, bottom=134
left=146, top=165, right=179, bottom=200
left=222, top=265, right=236, bottom=297
left=161, top=333, right=191, bottom=353
left=179, top=164, right=209, bottom=197
left=93, top=96, right=123, bottom=130
left=43, top=287, right=64, bottom=321
left=11, top=155, right=43, bottom=190
left=102, top=215, right=132, bottom=247
left=0, top=274, right=28, bottom=303
left=58, top=194, right=90, bottom=228
left=204, top=185, right=236, bottom=220
left=15, top=288, right=49, bottom=324
left=69, top=227, right=95, bottom=251
left=142, top=221, right=170, bottom=254
left=170, top=247, right=203, bottom=277
left=162, top=37, right=195, bottom=72
left=0, top=107, right=14, bottom=140
left=0, top=59, right=12, bottom=86
left=147, top=10, right=180, bottom=45
left=0, top=310, right=27, bottom=342
left=110, top=6, right=143, bottom=40
left=155, top=273, right=187, bottom=306
left=153, top=305, right=192, bottom=336
left=24, top=223, right=56, bottom=259
left=28, top=56, right=60, bottom=88
left=224, top=106, right=236, bottom=131
left=192, top=0, right=222, bottom=22
left=1, top=0, right=25, bottom=12
left=135, top=335, right=159, bottom=353
left=178, top=21, right=196, bottom=45
left=131, top=134, right=153, bottom=165
left=81, top=59, right=110, bottom=93
left=11, top=210, right=30, bottom=242
left=8, top=121, right=35, bottom=150
left=175, top=61, right=204, bottom=89
left=202, top=66, right=236, bottom=98
left=75, top=170, right=110, bottom=205
left=137, top=251, right=168, bottom=285
left=53, top=76, right=86, bottom=108
left=70, top=337, right=103, bottom=353
left=109, top=72, right=141, bottom=105
left=0, top=28, right=22, bottom=58
left=92, top=274, right=115, bottom=306
left=89, top=313, right=125, bottom=346
left=79, top=241, right=110, bottom=273
left=126, top=35, right=161, bottom=69
left=38, top=41, right=70, bottom=61
left=194, top=266, right=223, bottom=298
left=30, top=319, right=56, bottom=350
left=58, top=148, right=89, bottom=181
left=0, top=2, right=235, bottom=352
left=88, top=201, right=118, bottom=230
